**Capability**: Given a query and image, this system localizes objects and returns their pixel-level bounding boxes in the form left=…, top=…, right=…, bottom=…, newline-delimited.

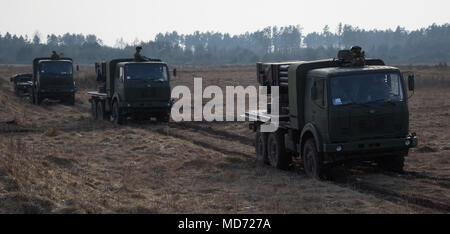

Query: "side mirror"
left=173, top=68, right=177, bottom=77
left=408, top=74, right=415, bottom=91
left=119, top=67, right=124, bottom=83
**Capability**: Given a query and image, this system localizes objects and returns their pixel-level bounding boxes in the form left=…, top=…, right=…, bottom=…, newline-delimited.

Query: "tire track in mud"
left=357, top=161, right=450, bottom=188
left=154, top=126, right=254, bottom=159
left=169, top=122, right=254, bottom=146
left=162, top=122, right=450, bottom=212
left=383, top=171, right=450, bottom=189
left=0, top=123, right=105, bottom=134
left=331, top=176, right=450, bottom=212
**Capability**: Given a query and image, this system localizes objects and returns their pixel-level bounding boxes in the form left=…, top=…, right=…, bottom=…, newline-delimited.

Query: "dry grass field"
left=0, top=64, right=449, bottom=213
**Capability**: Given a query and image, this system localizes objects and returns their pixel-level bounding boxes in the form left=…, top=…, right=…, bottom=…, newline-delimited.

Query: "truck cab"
left=114, top=61, right=171, bottom=112
left=304, top=66, right=415, bottom=163
left=88, top=59, right=174, bottom=124
left=29, top=58, right=75, bottom=105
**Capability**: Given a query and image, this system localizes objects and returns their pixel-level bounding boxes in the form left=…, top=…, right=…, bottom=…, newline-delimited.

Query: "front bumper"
left=322, top=134, right=418, bottom=163
left=120, top=100, right=172, bottom=115
left=39, top=89, right=75, bottom=99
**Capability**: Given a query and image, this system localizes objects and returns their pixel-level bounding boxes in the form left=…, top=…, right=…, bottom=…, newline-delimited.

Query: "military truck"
left=245, top=48, right=418, bottom=179
left=28, top=57, right=76, bottom=105
left=88, top=58, right=175, bottom=125
left=10, top=73, right=32, bottom=96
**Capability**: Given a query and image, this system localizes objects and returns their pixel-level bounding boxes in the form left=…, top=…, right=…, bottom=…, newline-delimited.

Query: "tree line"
left=0, top=23, right=449, bottom=65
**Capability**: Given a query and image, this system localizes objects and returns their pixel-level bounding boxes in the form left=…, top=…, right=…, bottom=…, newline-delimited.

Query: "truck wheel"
left=267, top=130, right=291, bottom=169
left=14, top=87, right=19, bottom=96
left=29, top=91, right=34, bottom=104
left=96, top=101, right=105, bottom=120
left=377, top=156, right=404, bottom=173
left=255, top=128, right=268, bottom=165
left=157, top=113, right=170, bottom=122
left=112, top=102, right=124, bottom=126
left=67, top=94, right=75, bottom=105
left=35, top=92, right=41, bottom=105
left=302, top=138, right=327, bottom=180
left=91, top=100, right=98, bottom=119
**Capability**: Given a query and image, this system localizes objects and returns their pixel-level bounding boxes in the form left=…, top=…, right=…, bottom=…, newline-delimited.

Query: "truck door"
left=310, top=78, right=328, bottom=138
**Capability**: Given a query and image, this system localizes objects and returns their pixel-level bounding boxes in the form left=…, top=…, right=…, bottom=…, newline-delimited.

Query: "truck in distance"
left=88, top=58, right=175, bottom=125
left=245, top=47, right=418, bottom=179
left=28, top=57, right=76, bottom=105
left=10, top=73, right=32, bottom=96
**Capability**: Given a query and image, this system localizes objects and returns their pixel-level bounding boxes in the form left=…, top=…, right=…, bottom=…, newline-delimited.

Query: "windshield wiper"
left=339, top=102, right=370, bottom=107
left=149, top=78, right=166, bottom=82
left=367, top=99, right=397, bottom=105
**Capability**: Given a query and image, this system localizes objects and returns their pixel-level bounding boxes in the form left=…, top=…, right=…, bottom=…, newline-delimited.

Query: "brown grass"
left=0, top=64, right=449, bottom=214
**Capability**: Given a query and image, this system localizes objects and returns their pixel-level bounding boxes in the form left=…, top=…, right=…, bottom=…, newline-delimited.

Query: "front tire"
left=67, top=94, right=75, bottom=105
left=302, top=138, right=327, bottom=179
left=267, top=130, right=291, bottom=169
left=112, top=102, right=124, bottom=126
left=157, top=112, right=170, bottom=122
left=35, top=92, right=41, bottom=105
left=377, top=156, right=404, bottom=173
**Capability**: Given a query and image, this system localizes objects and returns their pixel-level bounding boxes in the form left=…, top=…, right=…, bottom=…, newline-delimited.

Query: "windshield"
left=39, top=61, right=73, bottom=76
left=330, top=72, right=404, bottom=106
left=125, top=63, right=168, bottom=81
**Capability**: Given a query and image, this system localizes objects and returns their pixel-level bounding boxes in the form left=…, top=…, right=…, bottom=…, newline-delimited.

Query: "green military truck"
left=246, top=48, right=418, bottom=179
left=28, top=57, right=76, bottom=105
left=10, top=73, right=32, bottom=96
left=88, top=58, right=175, bottom=125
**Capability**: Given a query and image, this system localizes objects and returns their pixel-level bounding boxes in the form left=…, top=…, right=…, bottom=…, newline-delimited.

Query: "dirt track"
left=0, top=64, right=449, bottom=213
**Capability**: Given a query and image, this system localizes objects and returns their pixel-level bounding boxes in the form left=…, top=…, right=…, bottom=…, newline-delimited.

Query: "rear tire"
left=302, top=138, right=327, bottom=180
left=267, top=130, right=291, bottom=169
left=29, top=90, right=34, bottom=104
left=255, top=128, right=268, bottom=165
left=377, top=156, right=405, bottom=173
left=96, top=101, right=105, bottom=120
left=91, top=100, right=98, bottom=119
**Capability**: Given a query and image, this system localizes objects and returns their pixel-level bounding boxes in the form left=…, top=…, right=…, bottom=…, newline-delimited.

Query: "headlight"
left=336, top=146, right=343, bottom=152
left=405, top=140, right=411, bottom=146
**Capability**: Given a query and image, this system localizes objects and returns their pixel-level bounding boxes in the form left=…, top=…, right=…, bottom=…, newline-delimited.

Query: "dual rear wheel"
left=255, top=128, right=291, bottom=170
left=254, top=127, right=326, bottom=179
left=90, top=99, right=109, bottom=121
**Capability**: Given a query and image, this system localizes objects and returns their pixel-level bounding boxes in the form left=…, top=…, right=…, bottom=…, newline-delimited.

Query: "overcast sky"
left=1, top=0, right=449, bottom=46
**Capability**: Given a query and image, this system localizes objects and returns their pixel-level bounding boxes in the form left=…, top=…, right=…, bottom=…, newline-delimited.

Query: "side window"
left=311, top=79, right=326, bottom=107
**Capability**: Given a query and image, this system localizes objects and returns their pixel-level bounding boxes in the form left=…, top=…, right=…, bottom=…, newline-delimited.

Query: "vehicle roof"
left=308, top=65, right=400, bottom=78
left=38, top=59, right=72, bottom=63
left=117, top=61, right=166, bottom=66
